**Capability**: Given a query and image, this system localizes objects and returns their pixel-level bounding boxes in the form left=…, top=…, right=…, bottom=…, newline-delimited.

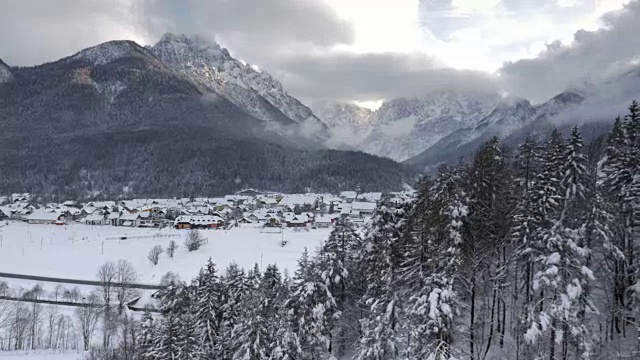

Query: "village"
left=0, top=189, right=395, bottom=231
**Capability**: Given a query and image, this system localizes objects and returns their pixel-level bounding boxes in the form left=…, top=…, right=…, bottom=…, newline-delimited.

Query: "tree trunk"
left=500, top=297, right=506, bottom=348
left=470, top=282, right=476, bottom=360
left=550, top=318, right=556, bottom=360
left=484, top=286, right=497, bottom=359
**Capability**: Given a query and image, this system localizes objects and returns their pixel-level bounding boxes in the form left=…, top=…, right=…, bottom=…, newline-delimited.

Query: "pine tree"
left=314, top=219, right=362, bottom=355
left=137, top=311, right=156, bottom=360
left=194, top=258, right=223, bottom=358
left=404, top=166, right=468, bottom=360
left=231, top=264, right=285, bottom=360
left=288, top=276, right=340, bottom=360
left=523, top=127, right=596, bottom=359
left=511, top=136, right=544, bottom=356
left=355, top=199, right=410, bottom=360
left=294, top=247, right=313, bottom=285
left=154, top=284, right=201, bottom=360
left=219, top=263, right=250, bottom=360
left=464, top=137, right=516, bottom=358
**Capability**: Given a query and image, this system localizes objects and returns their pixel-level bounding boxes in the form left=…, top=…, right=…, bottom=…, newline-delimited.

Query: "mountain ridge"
left=0, top=37, right=408, bottom=198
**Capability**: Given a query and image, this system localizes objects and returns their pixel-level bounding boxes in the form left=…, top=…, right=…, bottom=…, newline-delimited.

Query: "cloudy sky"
left=1, top=0, right=639, bottom=107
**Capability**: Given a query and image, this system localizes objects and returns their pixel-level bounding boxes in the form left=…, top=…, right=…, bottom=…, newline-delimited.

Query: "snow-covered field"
left=0, top=350, right=84, bottom=360
left=0, top=222, right=331, bottom=284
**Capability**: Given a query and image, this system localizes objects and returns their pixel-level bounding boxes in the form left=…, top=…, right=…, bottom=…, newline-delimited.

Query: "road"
left=0, top=295, right=160, bottom=313
left=0, top=272, right=163, bottom=290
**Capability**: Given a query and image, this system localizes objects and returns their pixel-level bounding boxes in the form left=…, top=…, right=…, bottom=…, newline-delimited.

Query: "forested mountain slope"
left=0, top=40, right=408, bottom=198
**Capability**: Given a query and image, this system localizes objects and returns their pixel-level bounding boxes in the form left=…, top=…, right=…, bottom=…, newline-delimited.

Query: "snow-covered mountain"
left=0, top=59, right=12, bottom=83
left=327, top=91, right=501, bottom=161
left=404, top=90, right=591, bottom=171
left=311, top=101, right=374, bottom=148
left=67, top=40, right=151, bottom=66
left=149, top=33, right=328, bottom=139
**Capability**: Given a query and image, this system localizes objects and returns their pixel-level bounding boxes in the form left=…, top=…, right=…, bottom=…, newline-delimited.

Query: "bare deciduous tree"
left=75, top=292, right=100, bottom=351
left=115, top=259, right=138, bottom=313
left=184, top=229, right=205, bottom=251
left=97, top=261, right=117, bottom=307
left=148, top=245, right=163, bottom=266
left=166, top=240, right=178, bottom=259
left=96, top=261, right=117, bottom=348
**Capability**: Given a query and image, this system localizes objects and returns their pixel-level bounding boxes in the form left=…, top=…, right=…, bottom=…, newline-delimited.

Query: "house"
left=314, top=214, right=334, bottom=228
left=118, top=212, right=141, bottom=227
left=139, top=211, right=155, bottom=227
left=284, top=212, right=311, bottom=228
left=351, top=202, right=377, bottom=216
left=62, top=207, right=82, bottom=220
left=108, top=212, right=120, bottom=226
left=339, top=191, right=357, bottom=203
left=264, top=216, right=282, bottom=228
left=174, top=215, right=225, bottom=229
left=257, top=197, right=278, bottom=208
left=26, top=211, right=65, bottom=225
left=10, top=193, right=31, bottom=203
left=84, top=212, right=107, bottom=226
left=235, top=188, right=262, bottom=197
left=278, top=194, right=318, bottom=211
left=356, top=192, right=382, bottom=203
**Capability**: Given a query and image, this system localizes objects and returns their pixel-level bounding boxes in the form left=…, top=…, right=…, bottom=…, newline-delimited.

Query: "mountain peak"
left=0, top=58, right=12, bottom=83
left=151, top=32, right=322, bottom=129
left=155, top=32, right=230, bottom=60
left=68, top=40, right=144, bottom=66
left=496, top=95, right=531, bottom=109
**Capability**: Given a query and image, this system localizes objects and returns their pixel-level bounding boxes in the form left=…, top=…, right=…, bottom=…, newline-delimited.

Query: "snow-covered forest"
left=3, top=101, right=637, bottom=360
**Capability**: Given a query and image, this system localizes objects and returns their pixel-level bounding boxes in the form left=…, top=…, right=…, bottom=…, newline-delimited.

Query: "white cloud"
left=500, top=0, right=640, bottom=102
left=325, top=0, right=423, bottom=53
left=451, top=0, right=502, bottom=14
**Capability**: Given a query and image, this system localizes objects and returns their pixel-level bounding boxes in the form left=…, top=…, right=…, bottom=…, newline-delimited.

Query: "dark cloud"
left=0, top=0, right=354, bottom=67
left=0, top=0, right=149, bottom=65
left=500, top=1, right=640, bottom=103
left=273, top=52, right=500, bottom=102
left=144, top=0, right=354, bottom=47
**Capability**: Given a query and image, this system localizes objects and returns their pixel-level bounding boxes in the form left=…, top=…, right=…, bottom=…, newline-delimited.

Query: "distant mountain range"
left=315, top=71, right=640, bottom=171
left=1, top=33, right=638, bottom=197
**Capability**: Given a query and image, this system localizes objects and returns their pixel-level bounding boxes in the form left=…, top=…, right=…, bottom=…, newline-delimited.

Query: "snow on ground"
left=0, top=350, right=84, bottom=359
left=0, top=222, right=331, bottom=285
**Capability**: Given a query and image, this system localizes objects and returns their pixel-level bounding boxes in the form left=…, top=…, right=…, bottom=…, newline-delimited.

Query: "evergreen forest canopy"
left=130, top=101, right=640, bottom=359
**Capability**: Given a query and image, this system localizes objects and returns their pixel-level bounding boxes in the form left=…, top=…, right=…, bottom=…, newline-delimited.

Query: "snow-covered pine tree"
left=355, top=198, right=410, bottom=360
left=511, top=136, right=545, bottom=356
left=315, top=219, right=362, bottom=354
left=137, top=311, right=156, bottom=360
left=219, top=263, right=250, bottom=359
left=524, top=127, right=595, bottom=360
left=290, top=278, right=340, bottom=360
left=403, top=166, right=468, bottom=360
left=153, top=283, right=202, bottom=360
left=294, top=247, right=313, bottom=285
left=601, top=103, right=640, bottom=341
left=561, top=126, right=589, bottom=225
left=230, top=264, right=285, bottom=360
left=194, top=258, right=223, bottom=358
left=463, top=137, right=516, bottom=358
